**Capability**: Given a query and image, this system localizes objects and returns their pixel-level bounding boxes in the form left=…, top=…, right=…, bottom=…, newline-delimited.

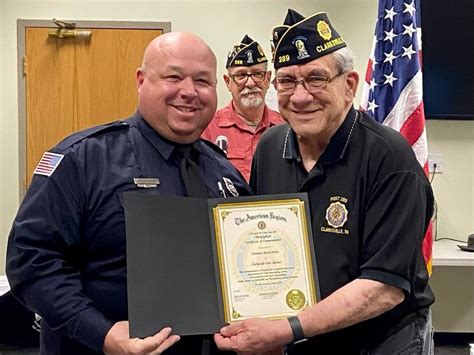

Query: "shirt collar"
left=283, top=107, right=358, bottom=165
left=262, top=105, right=284, bottom=126
left=213, top=101, right=240, bottom=128
left=217, top=101, right=280, bottom=129
left=131, top=111, right=207, bottom=160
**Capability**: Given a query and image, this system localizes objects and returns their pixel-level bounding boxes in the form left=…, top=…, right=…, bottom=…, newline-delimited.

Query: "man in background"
left=202, top=35, right=282, bottom=181
left=6, top=32, right=250, bottom=355
left=215, top=9, right=434, bottom=355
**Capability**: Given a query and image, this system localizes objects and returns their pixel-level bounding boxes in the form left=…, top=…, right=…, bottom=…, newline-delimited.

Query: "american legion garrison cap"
left=271, top=9, right=346, bottom=69
left=225, top=35, right=268, bottom=68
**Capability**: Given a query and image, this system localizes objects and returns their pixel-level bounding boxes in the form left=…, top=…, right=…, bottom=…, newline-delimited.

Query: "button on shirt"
left=6, top=112, right=252, bottom=355
left=202, top=101, right=283, bottom=181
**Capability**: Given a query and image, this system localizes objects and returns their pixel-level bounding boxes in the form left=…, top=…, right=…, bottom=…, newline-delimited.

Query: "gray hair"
left=332, top=47, right=355, bottom=72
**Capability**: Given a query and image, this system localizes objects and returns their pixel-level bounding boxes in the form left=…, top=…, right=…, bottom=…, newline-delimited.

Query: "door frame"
left=17, top=19, right=171, bottom=198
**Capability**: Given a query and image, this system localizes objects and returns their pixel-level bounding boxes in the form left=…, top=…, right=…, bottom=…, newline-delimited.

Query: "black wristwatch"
left=287, top=316, right=307, bottom=344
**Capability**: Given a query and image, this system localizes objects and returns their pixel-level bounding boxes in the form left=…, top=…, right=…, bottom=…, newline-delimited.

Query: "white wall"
left=427, top=120, right=474, bottom=241
left=1, top=0, right=473, bottom=272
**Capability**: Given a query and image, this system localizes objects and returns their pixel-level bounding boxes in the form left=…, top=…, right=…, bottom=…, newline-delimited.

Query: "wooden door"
left=24, top=26, right=164, bottom=189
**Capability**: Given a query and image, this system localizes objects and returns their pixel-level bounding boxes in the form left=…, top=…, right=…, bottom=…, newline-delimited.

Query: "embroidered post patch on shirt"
left=33, top=152, right=64, bottom=177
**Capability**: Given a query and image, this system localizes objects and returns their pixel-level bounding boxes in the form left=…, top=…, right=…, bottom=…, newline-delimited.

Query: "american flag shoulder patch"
left=33, top=152, right=64, bottom=177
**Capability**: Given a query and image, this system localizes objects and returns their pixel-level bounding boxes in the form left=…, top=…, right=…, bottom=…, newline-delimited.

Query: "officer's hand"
left=103, top=321, right=180, bottom=354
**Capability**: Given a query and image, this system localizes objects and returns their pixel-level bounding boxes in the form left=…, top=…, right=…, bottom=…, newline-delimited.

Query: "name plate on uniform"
left=213, top=198, right=317, bottom=322
left=124, top=192, right=319, bottom=338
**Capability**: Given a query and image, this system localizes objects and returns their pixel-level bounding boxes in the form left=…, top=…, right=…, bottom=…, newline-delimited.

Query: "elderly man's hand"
left=103, top=321, right=180, bottom=354
left=214, top=317, right=292, bottom=354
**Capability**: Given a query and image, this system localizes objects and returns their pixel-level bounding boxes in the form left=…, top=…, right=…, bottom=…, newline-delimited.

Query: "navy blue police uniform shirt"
left=250, top=107, right=435, bottom=354
left=6, top=112, right=252, bottom=354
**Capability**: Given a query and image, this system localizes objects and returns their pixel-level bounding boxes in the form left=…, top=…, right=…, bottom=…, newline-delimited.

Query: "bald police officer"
left=6, top=32, right=251, bottom=355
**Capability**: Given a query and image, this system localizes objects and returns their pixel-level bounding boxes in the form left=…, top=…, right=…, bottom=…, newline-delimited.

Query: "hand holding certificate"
left=124, top=193, right=319, bottom=337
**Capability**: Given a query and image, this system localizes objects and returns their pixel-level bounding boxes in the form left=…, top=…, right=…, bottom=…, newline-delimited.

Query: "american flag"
left=33, top=152, right=64, bottom=177
left=360, top=0, right=433, bottom=273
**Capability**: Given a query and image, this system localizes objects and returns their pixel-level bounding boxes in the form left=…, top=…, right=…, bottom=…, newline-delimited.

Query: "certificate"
left=213, top=199, right=317, bottom=322
left=124, top=192, right=319, bottom=338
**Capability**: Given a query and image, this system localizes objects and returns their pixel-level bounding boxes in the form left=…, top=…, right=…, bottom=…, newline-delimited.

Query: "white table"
left=433, top=239, right=474, bottom=266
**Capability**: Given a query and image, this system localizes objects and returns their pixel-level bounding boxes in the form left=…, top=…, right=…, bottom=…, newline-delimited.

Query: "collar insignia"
left=223, top=177, right=239, bottom=197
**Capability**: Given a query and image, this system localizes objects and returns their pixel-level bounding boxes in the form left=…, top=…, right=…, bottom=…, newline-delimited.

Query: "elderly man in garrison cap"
left=202, top=35, right=282, bottom=181
left=215, top=9, right=435, bottom=355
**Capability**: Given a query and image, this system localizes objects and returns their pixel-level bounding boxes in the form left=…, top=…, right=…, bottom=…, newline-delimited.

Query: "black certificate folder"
left=124, top=192, right=319, bottom=338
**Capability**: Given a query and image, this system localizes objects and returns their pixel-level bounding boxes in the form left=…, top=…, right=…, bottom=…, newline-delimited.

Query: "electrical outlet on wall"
left=428, top=154, right=444, bottom=173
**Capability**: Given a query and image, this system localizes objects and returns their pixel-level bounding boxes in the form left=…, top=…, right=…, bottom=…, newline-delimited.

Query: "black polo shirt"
left=250, top=107, right=434, bottom=353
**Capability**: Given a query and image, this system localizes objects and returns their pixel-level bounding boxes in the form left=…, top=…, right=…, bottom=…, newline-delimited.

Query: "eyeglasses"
left=230, top=71, right=267, bottom=84
left=273, top=71, right=345, bottom=94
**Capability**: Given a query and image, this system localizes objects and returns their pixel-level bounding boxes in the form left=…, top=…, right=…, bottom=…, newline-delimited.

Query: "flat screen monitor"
left=421, top=0, right=474, bottom=120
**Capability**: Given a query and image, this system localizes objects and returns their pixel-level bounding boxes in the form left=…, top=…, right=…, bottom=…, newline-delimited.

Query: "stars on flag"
left=384, top=28, right=397, bottom=43
left=383, top=50, right=398, bottom=65
left=361, top=0, right=432, bottom=272
left=384, top=6, right=396, bottom=21
left=367, top=99, right=379, bottom=113
left=362, top=0, right=422, bottom=118
left=403, top=0, right=416, bottom=16
left=402, top=23, right=417, bottom=38
left=402, top=44, right=416, bottom=59
left=368, top=78, right=377, bottom=91
left=384, top=72, right=398, bottom=86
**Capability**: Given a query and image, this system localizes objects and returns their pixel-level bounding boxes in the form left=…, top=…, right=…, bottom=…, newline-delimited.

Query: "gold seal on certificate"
left=286, top=289, right=306, bottom=310
left=213, top=198, right=317, bottom=322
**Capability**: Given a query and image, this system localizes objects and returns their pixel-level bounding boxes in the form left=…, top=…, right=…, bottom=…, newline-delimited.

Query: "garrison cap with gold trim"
left=272, top=9, right=346, bottom=69
left=226, top=35, right=268, bottom=68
